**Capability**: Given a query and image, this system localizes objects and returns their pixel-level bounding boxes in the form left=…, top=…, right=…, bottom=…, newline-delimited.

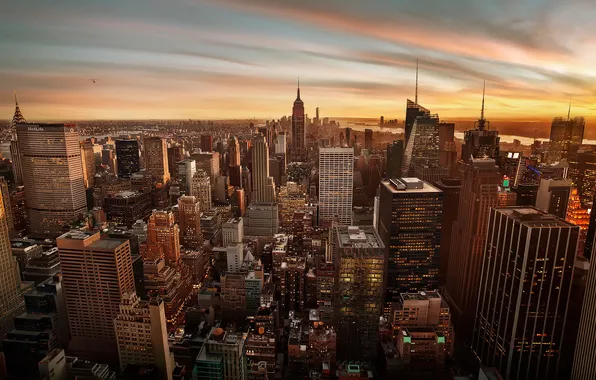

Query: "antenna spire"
left=480, top=80, right=486, bottom=121
left=567, top=97, right=572, bottom=121
left=14, top=91, right=18, bottom=106
left=415, top=59, right=419, bottom=104
left=296, top=77, right=301, bottom=101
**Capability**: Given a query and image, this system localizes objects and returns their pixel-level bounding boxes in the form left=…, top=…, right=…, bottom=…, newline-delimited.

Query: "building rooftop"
left=336, top=226, right=384, bottom=250
left=58, top=230, right=97, bottom=240
left=384, top=178, right=441, bottom=194
left=400, top=291, right=441, bottom=301
left=91, top=237, right=128, bottom=250
left=497, top=207, right=575, bottom=227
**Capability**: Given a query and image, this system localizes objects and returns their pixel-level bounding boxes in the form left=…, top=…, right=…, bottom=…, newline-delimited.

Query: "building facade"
left=116, top=139, right=140, bottom=178
left=319, top=147, right=354, bottom=225
left=144, top=137, right=170, bottom=184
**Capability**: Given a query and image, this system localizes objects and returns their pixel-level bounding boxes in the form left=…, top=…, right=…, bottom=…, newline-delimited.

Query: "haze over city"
left=2, top=0, right=596, bottom=135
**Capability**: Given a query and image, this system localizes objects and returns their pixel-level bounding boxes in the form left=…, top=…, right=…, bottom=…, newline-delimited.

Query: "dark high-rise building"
left=364, top=129, right=373, bottom=151
left=446, top=159, right=501, bottom=342
left=405, top=99, right=430, bottom=145
left=167, top=144, right=184, bottom=179
left=291, top=82, right=306, bottom=161
left=378, top=178, right=442, bottom=313
left=334, top=226, right=385, bottom=361
left=461, top=85, right=499, bottom=163
left=473, top=207, right=578, bottom=380
left=144, top=137, right=170, bottom=185
left=497, top=151, right=523, bottom=187
left=200, top=135, right=213, bottom=152
left=549, top=116, right=585, bottom=163
left=345, top=127, right=352, bottom=147
left=535, top=178, right=572, bottom=219
left=10, top=140, right=23, bottom=187
left=16, top=123, right=87, bottom=235
left=513, top=183, right=539, bottom=206
left=103, top=190, right=152, bottom=227
left=228, top=137, right=241, bottom=167
left=115, top=139, right=140, bottom=178
left=568, top=148, right=596, bottom=208
left=584, top=195, right=596, bottom=259
left=402, top=113, right=440, bottom=177
left=573, top=243, right=596, bottom=379
left=435, top=177, right=461, bottom=286
left=386, top=140, right=403, bottom=179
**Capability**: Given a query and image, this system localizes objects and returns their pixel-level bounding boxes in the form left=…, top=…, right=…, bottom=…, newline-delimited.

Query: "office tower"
left=245, top=203, right=279, bottom=237
left=438, top=122, right=457, bottom=173
left=334, top=226, right=385, bottom=361
left=10, top=186, right=27, bottom=236
left=16, top=123, right=87, bottom=235
left=194, top=327, right=247, bottom=380
left=228, top=137, right=241, bottom=167
left=144, top=137, right=170, bottom=184
left=280, top=256, right=306, bottom=312
left=0, top=179, right=14, bottom=237
left=200, top=135, right=213, bottom=152
left=115, top=293, right=174, bottom=380
left=513, top=183, right=539, bottom=206
left=344, top=127, right=352, bottom=147
left=292, top=82, right=306, bottom=161
left=57, top=230, right=135, bottom=363
left=498, top=151, right=523, bottom=187
left=201, top=210, right=223, bottom=245
left=473, top=207, right=578, bottom=380
left=535, top=178, right=573, bottom=218
left=567, top=148, right=596, bottom=207
left=177, top=159, right=196, bottom=196
left=585, top=195, right=596, bottom=259
left=364, top=129, right=373, bottom=151
left=378, top=178, right=442, bottom=310
left=80, top=140, right=96, bottom=189
left=549, top=115, right=585, bottom=163
left=386, top=140, right=404, bottom=179
left=251, top=134, right=276, bottom=203
left=402, top=113, right=440, bottom=176
left=191, top=152, right=220, bottom=183
left=461, top=85, right=500, bottom=162
left=103, top=190, right=152, bottom=227
left=146, top=210, right=181, bottom=266
left=0, top=190, right=24, bottom=338
left=167, top=144, right=184, bottom=178
left=191, top=169, right=212, bottom=212
left=275, top=131, right=287, bottom=155
left=223, top=217, right=244, bottom=247
left=566, top=188, right=590, bottom=255
left=10, top=140, right=23, bottom=187
left=178, top=196, right=203, bottom=250
left=318, top=147, right=354, bottom=225
left=142, top=259, right=192, bottom=326
left=278, top=183, right=307, bottom=230
left=225, top=242, right=244, bottom=273
left=435, top=177, right=461, bottom=286
left=231, top=188, right=245, bottom=217
left=2, top=277, right=68, bottom=378
left=116, top=139, right=140, bottom=178
left=446, top=159, right=500, bottom=341
left=405, top=100, right=430, bottom=145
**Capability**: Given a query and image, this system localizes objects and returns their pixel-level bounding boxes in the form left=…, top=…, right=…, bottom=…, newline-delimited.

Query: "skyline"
left=2, top=0, right=596, bottom=123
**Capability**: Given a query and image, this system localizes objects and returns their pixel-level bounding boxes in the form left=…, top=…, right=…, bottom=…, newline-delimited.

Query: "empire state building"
left=291, top=81, right=305, bottom=162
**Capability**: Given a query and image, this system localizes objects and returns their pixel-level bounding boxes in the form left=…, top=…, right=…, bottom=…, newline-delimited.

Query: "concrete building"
left=178, top=196, right=203, bottom=250
left=144, top=137, right=170, bottom=185
left=291, top=84, right=306, bottom=161
left=177, top=159, right=196, bottom=196
left=319, top=147, right=354, bottom=225
left=473, top=207, right=578, bottom=380
left=378, top=178, right=442, bottom=313
left=16, top=123, right=87, bottom=235
left=223, top=217, right=244, bottom=247
left=226, top=243, right=244, bottom=273
left=334, top=226, right=385, bottom=361
left=434, top=177, right=461, bottom=285
left=191, top=169, right=212, bottom=212
left=194, top=327, right=247, bottom=380
left=57, top=230, right=135, bottom=363
left=146, top=210, right=181, bottom=266
left=103, top=190, right=152, bottom=227
left=535, top=178, right=573, bottom=218
left=251, top=134, right=276, bottom=203
left=115, top=292, right=174, bottom=380
left=245, top=203, right=279, bottom=237
left=191, top=152, right=220, bottom=185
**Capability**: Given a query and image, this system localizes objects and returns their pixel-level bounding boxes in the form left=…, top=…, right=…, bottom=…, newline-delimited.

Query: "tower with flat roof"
left=144, top=137, right=170, bottom=185
left=318, top=147, right=354, bottom=225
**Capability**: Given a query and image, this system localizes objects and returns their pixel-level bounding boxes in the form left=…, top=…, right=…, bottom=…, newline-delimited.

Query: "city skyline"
left=2, top=0, right=596, bottom=123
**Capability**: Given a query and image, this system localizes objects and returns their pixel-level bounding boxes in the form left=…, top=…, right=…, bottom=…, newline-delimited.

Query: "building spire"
left=567, top=97, right=572, bottom=121
left=296, top=77, right=301, bottom=101
left=477, top=81, right=487, bottom=131
left=11, top=91, right=26, bottom=129
left=415, top=59, right=419, bottom=104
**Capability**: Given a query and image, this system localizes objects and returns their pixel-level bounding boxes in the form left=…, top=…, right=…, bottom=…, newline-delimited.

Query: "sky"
left=2, top=0, right=596, bottom=123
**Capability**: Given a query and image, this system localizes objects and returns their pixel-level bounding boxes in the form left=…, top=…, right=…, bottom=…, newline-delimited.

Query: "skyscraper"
left=251, top=134, right=276, bottom=203
left=473, top=207, right=578, bottom=380
left=402, top=113, right=440, bottom=177
left=334, top=226, right=385, bottom=361
left=115, top=139, right=140, bottom=178
left=191, top=169, right=212, bottom=212
left=0, top=188, right=24, bottom=338
left=405, top=100, right=430, bottom=145
left=200, top=135, right=213, bottom=152
left=549, top=115, right=585, bottom=163
left=228, top=137, right=241, bottom=167
left=364, top=129, right=373, bottom=151
left=535, top=178, right=573, bottom=219
left=115, top=293, right=174, bottom=380
left=0, top=178, right=14, bottom=238
left=386, top=140, right=404, bottom=179
left=178, top=196, right=203, bottom=250
left=146, top=210, right=181, bottom=266
left=177, top=159, right=196, bottom=196
left=291, top=82, right=306, bottom=161
left=461, top=84, right=500, bottom=163
left=80, top=140, right=96, bottom=189
left=584, top=195, right=596, bottom=259
left=446, top=159, right=502, bottom=342
left=10, top=140, right=23, bottom=187
left=378, top=178, right=443, bottom=311
left=434, top=177, right=461, bottom=286
left=318, top=147, right=354, bottom=225
left=438, top=122, right=457, bottom=173
left=57, top=230, right=135, bottom=363
left=144, top=137, right=170, bottom=184
left=11, top=93, right=26, bottom=129
left=16, top=123, right=87, bottom=235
